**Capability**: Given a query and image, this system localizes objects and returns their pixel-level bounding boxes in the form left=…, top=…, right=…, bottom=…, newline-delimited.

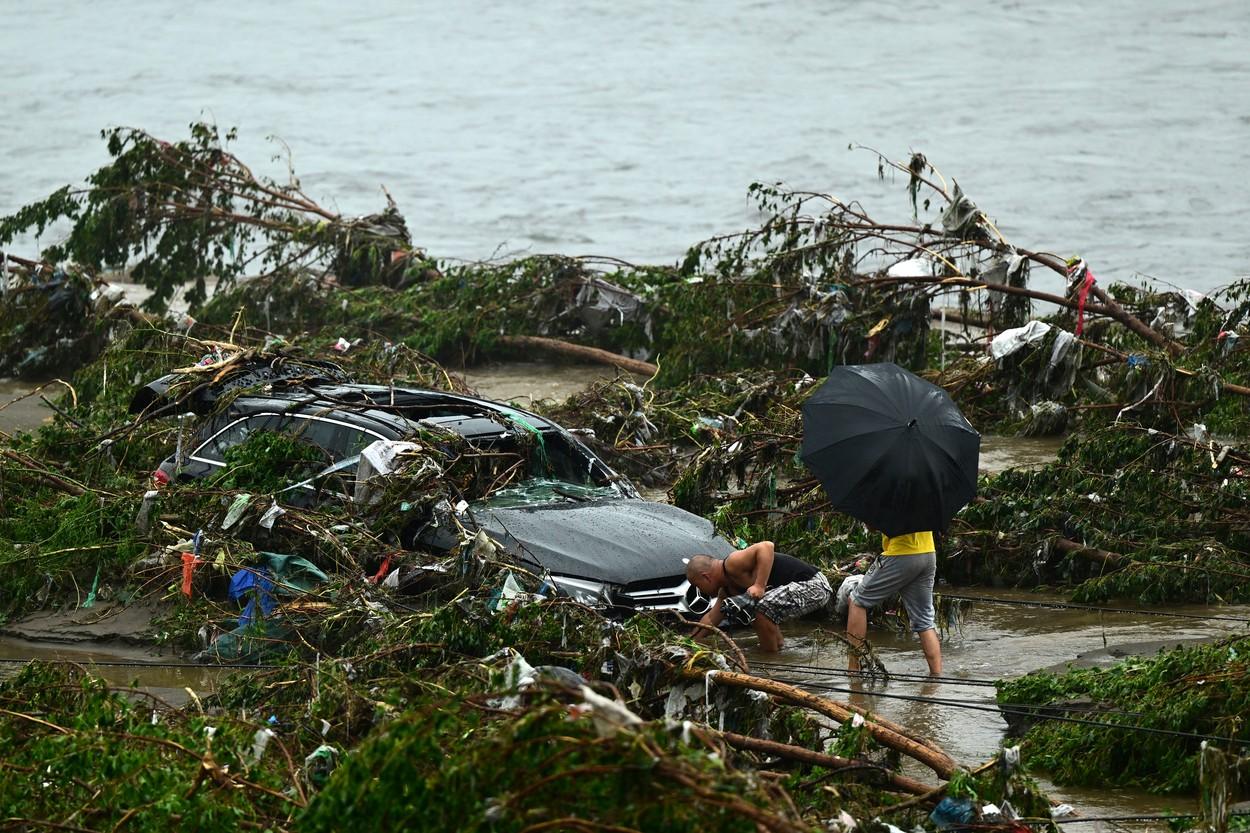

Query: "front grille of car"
left=617, top=577, right=713, bottom=616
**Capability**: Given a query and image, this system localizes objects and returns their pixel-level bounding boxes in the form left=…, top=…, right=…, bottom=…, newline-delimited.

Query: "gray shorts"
left=758, top=572, right=833, bottom=624
left=850, top=553, right=937, bottom=632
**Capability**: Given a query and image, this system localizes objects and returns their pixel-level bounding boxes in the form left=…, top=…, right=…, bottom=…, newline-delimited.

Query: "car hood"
left=475, top=498, right=734, bottom=585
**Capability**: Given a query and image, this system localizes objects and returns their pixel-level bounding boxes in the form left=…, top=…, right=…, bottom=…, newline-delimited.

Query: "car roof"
left=218, top=384, right=560, bottom=441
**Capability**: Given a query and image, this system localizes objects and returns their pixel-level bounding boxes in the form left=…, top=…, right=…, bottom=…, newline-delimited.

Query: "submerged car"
left=134, top=374, right=729, bottom=615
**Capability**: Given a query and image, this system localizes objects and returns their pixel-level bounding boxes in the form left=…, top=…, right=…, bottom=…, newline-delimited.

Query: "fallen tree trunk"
left=688, top=669, right=958, bottom=779
left=930, top=308, right=988, bottom=329
left=0, top=449, right=87, bottom=496
left=496, top=335, right=658, bottom=377
left=1055, top=537, right=1124, bottom=570
left=719, top=731, right=937, bottom=796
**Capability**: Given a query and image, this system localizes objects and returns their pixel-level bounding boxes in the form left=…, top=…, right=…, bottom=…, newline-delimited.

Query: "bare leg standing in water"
left=846, top=532, right=942, bottom=675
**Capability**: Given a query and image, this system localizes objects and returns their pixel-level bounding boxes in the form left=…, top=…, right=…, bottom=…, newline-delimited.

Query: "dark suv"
left=136, top=379, right=728, bottom=614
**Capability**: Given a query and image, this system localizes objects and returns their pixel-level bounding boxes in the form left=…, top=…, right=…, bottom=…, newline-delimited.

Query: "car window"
left=192, top=413, right=382, bottom=467
left=288, top=415, right=378, bottom=460
left=192, top=415, right=282, bottom=463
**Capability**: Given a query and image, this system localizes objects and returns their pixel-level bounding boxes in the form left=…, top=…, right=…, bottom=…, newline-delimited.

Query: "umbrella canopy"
left=800, top=362, right=980, bottom=537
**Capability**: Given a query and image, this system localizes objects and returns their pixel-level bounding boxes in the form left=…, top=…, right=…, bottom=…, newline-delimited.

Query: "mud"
left=461, top=360, right=642, bottom=407
left=0, top=600, right=163, bottom=645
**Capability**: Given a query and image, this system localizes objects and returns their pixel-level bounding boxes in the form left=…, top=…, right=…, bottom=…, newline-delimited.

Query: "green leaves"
left=998, top=636, right=1250, bottom=793
left=1, top=122, right=414, bottom=314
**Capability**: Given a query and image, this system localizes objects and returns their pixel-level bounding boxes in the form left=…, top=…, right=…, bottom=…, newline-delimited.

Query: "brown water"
left=0, top=636, right=223, bottom=708
left=5, top=1, right=1249, bottom=293
left=0, top=378, right=53, bottom=437
left=744, top=591, right=1250, bottom=824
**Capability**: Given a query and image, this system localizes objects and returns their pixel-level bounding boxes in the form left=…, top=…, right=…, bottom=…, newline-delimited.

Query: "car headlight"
left=549, top=576, right=611, bottom=606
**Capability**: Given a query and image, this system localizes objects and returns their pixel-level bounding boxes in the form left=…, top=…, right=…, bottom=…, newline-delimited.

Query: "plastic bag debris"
left=990, top=320, right=1052, bottom=360
left=258, top=500, right=286, bottom=530
left=886, top=257, right=933, bottom=278
left=179, top=530, right=204, bottom=598
left=230, top=567, right=276, bottom=627
left=489, top=570, right=526, bottom=613
left=1187, top=423, right=1212, bottom=444
left=222, top=493, right=253, bottom=530
left=303, top=744, right=339, bottom=788
left=576, top=684, right=643, bottom=738
left=828, top=810, right=858, bottom=833
left=663, top=682, right=705, bottom=721
left=572, top=277, right=649, bottom=336
left=353, top=439, right=423, bottom=504
left=470, top=528, right=499, bottom=560
left=251, top=727, right=275, bottom=763
left=135, top=489, right=160, bottom=533
left=929, top=796, right=975, bottom=830
left=484, top=647, right=539, bottom=709
left=940, top=181, right=984, bottom=238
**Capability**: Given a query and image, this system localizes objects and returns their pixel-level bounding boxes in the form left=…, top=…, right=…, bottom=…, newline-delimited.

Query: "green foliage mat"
left=0, top=664, right=297, bottom=830
left=951, top=424, right=1250, bottom=603
left=300, top=699, right=789, bottom=833
left=997, top=635, right=1250, bottom=793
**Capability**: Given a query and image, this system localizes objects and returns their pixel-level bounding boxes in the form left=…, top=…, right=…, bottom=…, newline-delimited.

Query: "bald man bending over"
left=685, top=541, right=832, bottom=651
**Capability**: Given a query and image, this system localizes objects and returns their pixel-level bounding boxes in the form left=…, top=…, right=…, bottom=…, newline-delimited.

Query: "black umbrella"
left=800, top=362, right=980, bottom=537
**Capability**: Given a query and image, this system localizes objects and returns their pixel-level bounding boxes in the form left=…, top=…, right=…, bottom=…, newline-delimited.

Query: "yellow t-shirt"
left=881, top=532, right=935, bottom=555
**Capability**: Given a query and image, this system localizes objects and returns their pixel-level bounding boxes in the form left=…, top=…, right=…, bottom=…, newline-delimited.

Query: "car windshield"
left=477, top=477, right=621, bottom=508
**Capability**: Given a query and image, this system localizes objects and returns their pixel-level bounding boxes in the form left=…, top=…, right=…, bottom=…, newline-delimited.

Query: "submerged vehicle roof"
left=131, top=371, right=563, bottom=440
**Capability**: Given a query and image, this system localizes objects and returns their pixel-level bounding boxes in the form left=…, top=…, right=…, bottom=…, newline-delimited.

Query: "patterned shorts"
left=758, top=572, right=833, bottom=624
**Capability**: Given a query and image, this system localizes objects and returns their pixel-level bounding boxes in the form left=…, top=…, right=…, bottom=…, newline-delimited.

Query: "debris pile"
left=997, top=634, right=1250, bottom=797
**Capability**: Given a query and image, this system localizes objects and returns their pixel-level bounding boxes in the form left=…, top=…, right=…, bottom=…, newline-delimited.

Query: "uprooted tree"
left=0, top=122, right=436, bottom=312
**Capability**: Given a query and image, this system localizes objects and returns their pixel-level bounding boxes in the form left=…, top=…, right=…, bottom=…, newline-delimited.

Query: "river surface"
left=0, top=363, right=1238, bottom=822
left=3, top=1, right=1249, bottom=296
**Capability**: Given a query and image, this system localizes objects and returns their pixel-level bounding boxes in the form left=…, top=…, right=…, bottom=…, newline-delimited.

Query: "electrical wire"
left=788, top=681, right=1250, bottom=747
left=0, top=656, right=280, bottom=670
left=939, top=593, right=1250, bottom=624
left=778, top=677, right=1150, bottom=720
left=752, top=659, right=1001, bottom=687
left=1019, top=811, right=1250, bottom=825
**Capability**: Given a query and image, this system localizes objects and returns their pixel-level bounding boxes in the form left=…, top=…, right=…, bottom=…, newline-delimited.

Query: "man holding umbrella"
left=800, top=362, right=979, bottom=676
left=847, top=530, right=941, bottom=674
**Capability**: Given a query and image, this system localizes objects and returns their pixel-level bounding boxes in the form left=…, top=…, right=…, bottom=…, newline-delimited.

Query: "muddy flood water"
left=1, top=364, right=1241, bottom=824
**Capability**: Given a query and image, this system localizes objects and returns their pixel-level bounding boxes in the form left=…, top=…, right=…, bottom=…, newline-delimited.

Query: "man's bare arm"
left=744, top=541, right=775, bottom=599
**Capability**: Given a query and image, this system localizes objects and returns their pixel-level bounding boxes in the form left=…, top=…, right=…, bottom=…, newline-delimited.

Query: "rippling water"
left=3, top=1, right=1248, bottom=295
